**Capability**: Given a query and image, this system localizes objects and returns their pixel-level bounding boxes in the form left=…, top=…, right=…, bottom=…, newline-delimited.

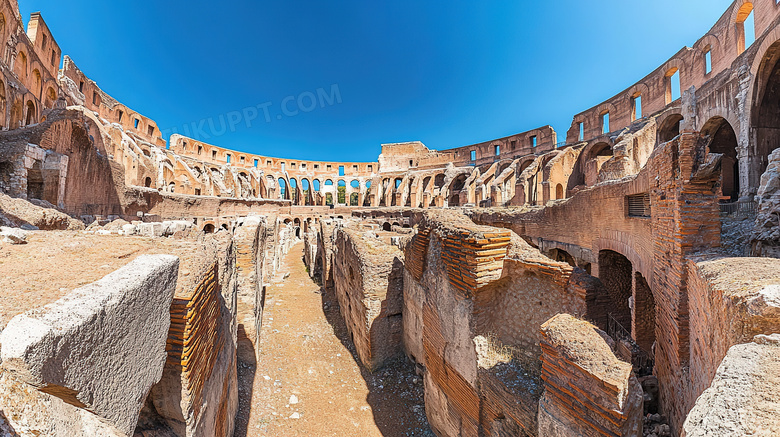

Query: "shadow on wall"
left=318, top=274, right=433, bottom=437
left=234, top=324, right=257, bottom=437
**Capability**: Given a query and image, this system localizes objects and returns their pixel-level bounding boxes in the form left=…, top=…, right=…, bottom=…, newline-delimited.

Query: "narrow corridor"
left=235, top=242, right=432, bottom=437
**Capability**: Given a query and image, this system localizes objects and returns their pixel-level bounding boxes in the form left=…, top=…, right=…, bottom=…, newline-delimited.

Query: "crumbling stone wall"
left=400, top=210, right=603, bottom=436
left=751, top=148, right=780, bottom=257
left=332, top=226, right=404, bottom=371
left=685, top=256, right=780, bottom=418
left=538, top=314, right=643, bottom=437
left=150, top=232, right=239, bottom=437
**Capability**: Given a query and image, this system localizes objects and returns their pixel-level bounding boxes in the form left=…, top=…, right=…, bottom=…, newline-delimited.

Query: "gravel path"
left=235, top=242, right=433, bottom=437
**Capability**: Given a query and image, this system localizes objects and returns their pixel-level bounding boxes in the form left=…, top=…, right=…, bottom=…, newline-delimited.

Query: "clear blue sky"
left=21, top=0, right=733, bottom=162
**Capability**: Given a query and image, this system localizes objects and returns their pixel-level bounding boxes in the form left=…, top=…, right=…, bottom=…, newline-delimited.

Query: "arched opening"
left=9, top=100, right=22, bottom=128
left=589, top=142, right=613, bottom=160
left=26, top=160, right=43, bottom=200
left=382, top=222, right=392, bottom=231
left=0, top=80, right=6, bottom=127
left=549, top=248, right=575, bottom=267
left=289, top=178, right=298, bottom=204
left=203, top=223, right=215, bottom=234
left=15, top=51, right=27, bottom=82
left=44, top=87, right=56, bottom=109
left=433, top=174, right=445, bottom=189
left=701, top=117, right=739, bottom=201
left=294, top=218, right=301, bottom=238
left=350, top=192, right=359, bottom=206
left=32, top=69, right=41, bottom=97
left=555, top=183, right=564, bottom=200
left=144, top=177, right=152, bottom=188
left=278, top=178, right=288, bottom=200
left=447, top=174, right=468, bottom=207
left=25, top=100, right=35, bottom=126
left=312, top=179, right=321, bottom=192
left=364, top=180, right=372, bottom=207
left=752, top=40, right=780, bottom=191
left=326, top=192, right=333, bottom=206
left=664, top=67, right=681, bottom=104
left=634, top=272, right=656, bottom=355
left=658, top=114, right=684, bottom=143
left=337, top=180, right=346, bottom=204
left=736, top=2, right=755, bottom=55
left=301, top=179, right=310, bottom=205
left=598, top=250, right=633, bottom=335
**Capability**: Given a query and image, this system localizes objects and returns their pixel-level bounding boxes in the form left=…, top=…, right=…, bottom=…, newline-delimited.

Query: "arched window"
left=631, top=93, right=642, bottom=121
left=15, top=52, right=27, bottom=81
left=665, top=68, right=681, bottom=104
left=45, top=87, right=56, bottom=108
left=32, top=69, right=41, bottom=97
left=25, top=100, right=35, bottom=126
left=278, top=178, right=288, bottom=199
left=736, top=3, right=755, bottom=54
left=337, top=180, right=346, bottom=204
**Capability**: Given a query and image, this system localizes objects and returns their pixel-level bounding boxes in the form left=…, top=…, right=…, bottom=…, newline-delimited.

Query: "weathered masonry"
left=0, top=0, right=780, bottom=436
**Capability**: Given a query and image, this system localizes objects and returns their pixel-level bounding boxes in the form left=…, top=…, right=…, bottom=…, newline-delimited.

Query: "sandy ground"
left=0, top=231, right=202, bottom=328
left=234, top=242, right=433, bottom=437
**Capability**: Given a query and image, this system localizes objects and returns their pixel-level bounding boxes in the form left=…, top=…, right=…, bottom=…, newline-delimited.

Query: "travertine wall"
left=685, top=256, right=780, bottom=419
left=683, top=334, right=780, bottom=437
left=332, top=226, right=404, bottom=371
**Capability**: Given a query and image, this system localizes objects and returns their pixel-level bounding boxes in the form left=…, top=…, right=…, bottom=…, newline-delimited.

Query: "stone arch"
left=14, top=50, right=27, bottom=81
left=695, top=33, right=722, bottom=74
left=0, top=14, right=6, bottom=45
left=662, top=58, right=685, bottom=105
left=658, top=113, right=684, bottom=144
left=337, top=179, right=346, bottom=204
left=555, top=183, right=564, bottom=200
left=448, top=173, right=468, bottom=207
left=0, top=79, right=6, bottom=128
left=382, top=222, right=392, bottom=231
left=44, top=86, right=56, bottom=109
left=702, top=116, right=740, bottom=201
left=549, top=248, right=575, bottom=267
left=750, top=37, right=780, bottom=193
left=588, top=142, right=613, bottom=160
left=31, top=69, right=41, bottom=97
left=278, top=177, right=288, bottom=200
left=25, top=100, right=35, bottom=126
left=598, top=250, right=633, bottom=335
left=733, top=1, right=755, bottom=54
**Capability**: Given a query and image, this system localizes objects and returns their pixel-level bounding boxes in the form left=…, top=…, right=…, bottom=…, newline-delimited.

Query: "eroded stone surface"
left=683, top=335, right=780, bottom=437
left=0, top=254, right=179, bottom=435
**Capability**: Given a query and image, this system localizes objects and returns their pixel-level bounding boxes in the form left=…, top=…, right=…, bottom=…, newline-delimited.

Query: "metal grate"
left=626, top=193, right=651, bottom=218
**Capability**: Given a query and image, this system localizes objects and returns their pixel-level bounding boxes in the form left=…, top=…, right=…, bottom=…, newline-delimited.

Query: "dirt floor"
left=234, top=242, right=433, bottom=437
left=0, top=231, right=203, bottom=328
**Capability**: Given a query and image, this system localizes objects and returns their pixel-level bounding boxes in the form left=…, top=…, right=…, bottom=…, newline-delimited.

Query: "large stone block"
left=0, top=254, right=179, bottom=436
left=683, top=334, right=780, bottom=437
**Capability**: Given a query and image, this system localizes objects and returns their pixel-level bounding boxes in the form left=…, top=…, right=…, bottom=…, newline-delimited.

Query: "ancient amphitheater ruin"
left=0, top=0, right=779, bottom=436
